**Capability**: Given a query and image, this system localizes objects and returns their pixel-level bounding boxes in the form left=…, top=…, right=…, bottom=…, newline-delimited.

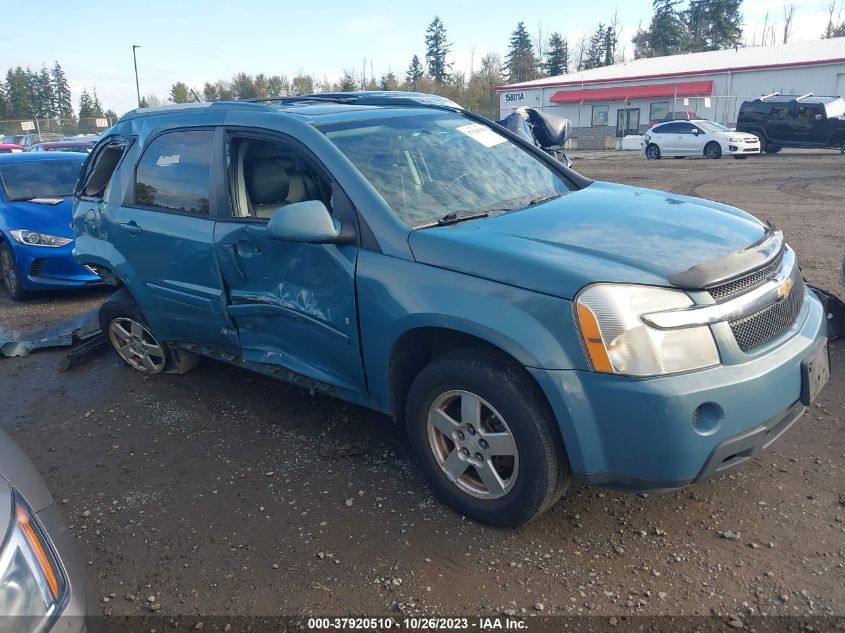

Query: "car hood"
left=715, top=130, right=758, bottom=141
left=1, top=197, right=74, bottom=238
left=0, top=427, right=54, bottom=514
left=408, top=181, right=767, bottom=299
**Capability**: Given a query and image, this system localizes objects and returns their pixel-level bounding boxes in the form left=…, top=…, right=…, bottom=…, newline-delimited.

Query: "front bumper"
left=726, top=139, right=760, bottom=154
left=530, top=289, right=827, bottom=490
left=11, top=241, right=100, bottom=290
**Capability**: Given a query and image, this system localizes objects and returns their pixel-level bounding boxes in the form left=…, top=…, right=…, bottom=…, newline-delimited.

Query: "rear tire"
left=405, top=348, right=572, bottom=526
left=645, top=144, right=661, bottom=160
left=0, top=241, right=28, bottom=301
left=704, top=141, right=722, bottom=159
left=764, top=145, right=781, bottom=154
left=99, top=289, right=199, bottom=375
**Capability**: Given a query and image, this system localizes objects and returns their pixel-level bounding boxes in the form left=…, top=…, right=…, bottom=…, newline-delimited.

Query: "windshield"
left=320, top=112, right=572, bottom=227
left=0, top=158, right=84, bottom=201
left=696, top=120, right=730, bottom=133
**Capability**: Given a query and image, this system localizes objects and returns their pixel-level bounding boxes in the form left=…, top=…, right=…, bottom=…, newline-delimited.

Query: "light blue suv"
left=72, top=92, right=829, bottom=526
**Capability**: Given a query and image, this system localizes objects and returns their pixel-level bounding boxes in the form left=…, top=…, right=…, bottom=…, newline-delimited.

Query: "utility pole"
left=132, top=45, right=142, bottom=108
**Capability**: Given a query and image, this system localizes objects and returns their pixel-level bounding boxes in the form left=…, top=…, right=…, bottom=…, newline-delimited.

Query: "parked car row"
left=0, top=135, right=99, bottom=153
left=642, top=93, right=845, bottom=160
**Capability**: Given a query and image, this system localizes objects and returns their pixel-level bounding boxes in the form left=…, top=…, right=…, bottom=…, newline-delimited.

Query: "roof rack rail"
left=244, top=91, right=462, bottom=110
left=759, top=92, right=781, bottom=101
left=795, top=92, right=814, bottom=101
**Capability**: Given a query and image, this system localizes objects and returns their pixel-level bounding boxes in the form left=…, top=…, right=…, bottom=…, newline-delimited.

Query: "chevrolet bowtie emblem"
left=777, top=276, right=793, bottom=300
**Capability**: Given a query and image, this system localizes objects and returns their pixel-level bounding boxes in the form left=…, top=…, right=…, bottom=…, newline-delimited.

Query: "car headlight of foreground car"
left=8, top=230, right=72, bottom=248
left=575, top=284, right=720, bottom=376
left=0, top=490, right=67, bottom=620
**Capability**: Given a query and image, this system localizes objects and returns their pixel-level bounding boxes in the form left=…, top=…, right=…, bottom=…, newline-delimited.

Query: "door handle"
left=228, top=244, right=246, bottom=280
left=118, top=221, right=142, bottom=235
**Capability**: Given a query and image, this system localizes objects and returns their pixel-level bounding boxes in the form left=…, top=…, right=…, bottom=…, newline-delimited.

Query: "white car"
left=643, top=119, right=760, bottom=160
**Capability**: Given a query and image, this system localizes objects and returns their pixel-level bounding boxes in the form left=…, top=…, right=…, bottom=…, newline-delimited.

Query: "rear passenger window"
left=78, top=139, right=128, bottom=199
left=135, top=130, right=213, bottom=215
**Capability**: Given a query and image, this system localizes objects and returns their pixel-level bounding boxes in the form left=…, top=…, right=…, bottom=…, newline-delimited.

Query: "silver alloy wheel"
left=426, top=390, right=519, bottom=499
left=1, top=247, right=18, bottom=295
left=108, top=317, right=166, bottom=374
left=646, top=144, right=660, bottom=160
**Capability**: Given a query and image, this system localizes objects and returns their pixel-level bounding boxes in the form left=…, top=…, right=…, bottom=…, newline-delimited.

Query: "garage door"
left=837, top=73, right=845, bottom=97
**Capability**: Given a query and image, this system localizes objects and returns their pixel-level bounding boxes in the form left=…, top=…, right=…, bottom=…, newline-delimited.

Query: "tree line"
left=0, top=62, right=117, bottom=123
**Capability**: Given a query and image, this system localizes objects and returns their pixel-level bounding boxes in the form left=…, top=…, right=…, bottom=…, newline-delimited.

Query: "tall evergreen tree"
left=505, top=22, right=539, bottom=83
left=603, top=26, right=618, bottom=66
left=78, top=89, right=96, bottom=120
left=405, top=54, right=425, bottom=87
left=545, top=33, right=570, bottom=76
left=425, top=16, right=453, bottom=83
left=91, top=88, right=105, bottom=117
left=232, top=73, right=257, bottom=99
left=583, top=24, right=606, bottom=70
left=380, top=71, right=399, bottom=91
left=338, top=69, right=357, bottom=91
left=51, top=62, right=73, bottom=120
left=5, top=68, right=34, bottom=117
left=33, top=66, right=56, bottom=118
left=633, top=0, right=687, bottom=58
left=169, top=82, right=191, bottom=103
left=683, top=0, right=743, bottom=51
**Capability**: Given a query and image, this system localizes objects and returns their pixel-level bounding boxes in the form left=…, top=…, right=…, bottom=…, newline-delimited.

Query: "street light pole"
left=132, top=45, right=142, bottom=108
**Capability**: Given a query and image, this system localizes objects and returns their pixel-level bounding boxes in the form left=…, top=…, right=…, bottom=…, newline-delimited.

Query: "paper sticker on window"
left=156, top=154, right=181, bottom=167
left=456, top=123, right=506, bottom=148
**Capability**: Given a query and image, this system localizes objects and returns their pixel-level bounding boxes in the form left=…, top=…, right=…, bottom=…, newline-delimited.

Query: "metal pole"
left=132, top=45, right=142, bottom=108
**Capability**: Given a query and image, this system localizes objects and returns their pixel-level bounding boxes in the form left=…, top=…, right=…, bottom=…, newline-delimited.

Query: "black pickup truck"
left=736, top=94, right=845, bottom=154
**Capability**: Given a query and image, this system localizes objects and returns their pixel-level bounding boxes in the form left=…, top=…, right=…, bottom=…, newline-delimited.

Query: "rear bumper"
left=529, top=290, right=827, bottom=490
left=12, top=241, right=100, bottom=290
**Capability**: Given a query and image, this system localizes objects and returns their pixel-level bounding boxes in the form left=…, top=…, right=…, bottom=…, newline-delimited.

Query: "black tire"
left=0, top=241, right=29, bottom=301
left=405, top=347, right=572, bottom=526
left=645, top=143, right=661, bottom=160
left=840, top=142, right=844, bottom=155
left=764, top=145, right=781, bottom=154
left=99, top=289, right=199, bottom=375
left=704, top=141, right=722, bottom=159
left=733, top=155, right=748, bottom=159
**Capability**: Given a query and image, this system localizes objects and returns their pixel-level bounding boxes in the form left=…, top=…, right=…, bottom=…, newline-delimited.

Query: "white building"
left=496, top=38, right=845, bottom=138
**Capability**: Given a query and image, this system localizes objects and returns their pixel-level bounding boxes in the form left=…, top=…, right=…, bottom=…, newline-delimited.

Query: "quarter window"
left=134, top=130, right=213, bottom=215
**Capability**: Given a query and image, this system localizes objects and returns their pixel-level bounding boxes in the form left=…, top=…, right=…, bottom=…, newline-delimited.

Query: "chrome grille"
left=707, top=251, right=784, bottom=302
left=728, top=264, right=805, bottom=352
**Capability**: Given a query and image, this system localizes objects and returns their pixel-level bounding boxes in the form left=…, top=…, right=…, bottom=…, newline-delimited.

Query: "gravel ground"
left=0, top=150, right=842, bottom=623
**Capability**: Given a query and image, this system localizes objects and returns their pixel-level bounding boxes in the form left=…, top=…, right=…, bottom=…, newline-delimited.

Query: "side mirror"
left=266, top=200, right=341, bottom=243
left=814, top=113, right=824, bottom=121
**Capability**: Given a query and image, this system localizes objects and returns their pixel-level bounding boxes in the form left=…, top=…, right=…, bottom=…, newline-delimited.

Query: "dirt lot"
left=0, top=150, right=842, bottom=623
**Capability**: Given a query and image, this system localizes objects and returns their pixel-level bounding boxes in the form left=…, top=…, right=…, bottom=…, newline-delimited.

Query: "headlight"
left=8, top=230, right=72, bottom=248
left=0, top=490, right=66, bottom=618
left=728, top=137, right=743, bottom=143
left=575, top=284, right=720, bottom=376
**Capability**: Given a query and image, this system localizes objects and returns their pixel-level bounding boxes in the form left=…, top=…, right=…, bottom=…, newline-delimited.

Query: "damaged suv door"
left=210, top=130, right=366, bottom=392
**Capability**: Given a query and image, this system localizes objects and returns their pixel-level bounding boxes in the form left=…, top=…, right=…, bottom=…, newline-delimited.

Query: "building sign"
left=704, top=97, right=711, bottom=108
left=499, top=90, right=541, bottom=109
left=95, top=118, right=109, bottom=128
left=20, top=121, right=35, bottom=131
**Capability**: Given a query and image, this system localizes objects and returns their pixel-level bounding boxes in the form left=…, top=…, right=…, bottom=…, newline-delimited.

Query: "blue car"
left=72, top=93, right=829, bottom=526
left=0, top=152, right=100, bottom=300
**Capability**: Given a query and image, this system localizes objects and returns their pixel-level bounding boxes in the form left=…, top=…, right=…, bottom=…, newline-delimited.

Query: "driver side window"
left=228, top=137, right=331, bottom=220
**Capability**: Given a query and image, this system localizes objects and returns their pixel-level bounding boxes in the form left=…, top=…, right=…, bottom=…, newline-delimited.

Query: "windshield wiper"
left=527, top=193, right=563, bottom=207
left=436, top=210, right=490, bottom=226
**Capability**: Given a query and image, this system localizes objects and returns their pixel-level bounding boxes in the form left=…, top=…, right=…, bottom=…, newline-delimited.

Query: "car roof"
left=0, top=151, right=88, bottom=164
left=118, top=91, right=463, bottom=125
left=33, top=141, right=94, bottom=146
left=749, top=95, right=840, bottom=104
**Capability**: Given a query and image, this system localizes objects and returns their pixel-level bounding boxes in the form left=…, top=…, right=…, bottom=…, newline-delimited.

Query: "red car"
left=27, top=141, right=95, bottom=154
left=0, top=144, right=24, bottom=154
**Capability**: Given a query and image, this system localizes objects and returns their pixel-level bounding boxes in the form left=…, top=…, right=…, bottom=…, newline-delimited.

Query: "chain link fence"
left=0, top=117, right=115, bottom=146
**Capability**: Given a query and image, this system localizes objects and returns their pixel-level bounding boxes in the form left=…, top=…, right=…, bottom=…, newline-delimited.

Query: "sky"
left=0, top=0, right=837, bottom=116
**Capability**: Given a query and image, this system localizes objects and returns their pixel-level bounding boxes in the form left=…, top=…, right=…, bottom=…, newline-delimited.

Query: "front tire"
left=764, top=144, right=781, bottom=154
left=733, top=155, right=748, bottom=159
left=704, top=141, right=722, bottom=159
left=405, top=348, right=571, bottom=526
left=645, top=143, right=661, bottom=160
left=0, top=241, right=28, bottom=301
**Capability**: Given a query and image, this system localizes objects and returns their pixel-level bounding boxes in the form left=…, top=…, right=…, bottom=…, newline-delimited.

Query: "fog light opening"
left=692, top=402, right=723, bottom=436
